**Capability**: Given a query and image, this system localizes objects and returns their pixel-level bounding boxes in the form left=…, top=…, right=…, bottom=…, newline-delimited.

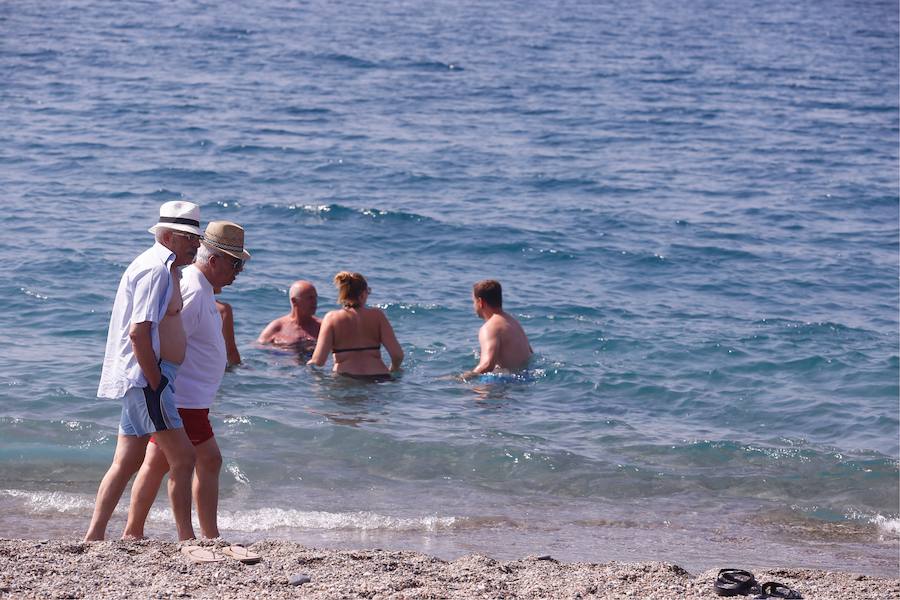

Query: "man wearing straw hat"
left=85, top=201, right=202, bottom=542
left=124, top=221, right=250, bottom=546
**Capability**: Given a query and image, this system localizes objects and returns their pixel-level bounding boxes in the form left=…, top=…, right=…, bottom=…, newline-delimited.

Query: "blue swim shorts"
left=475, top=371, right=537, bottom=384
left=118, top=360, right=183, bottom=436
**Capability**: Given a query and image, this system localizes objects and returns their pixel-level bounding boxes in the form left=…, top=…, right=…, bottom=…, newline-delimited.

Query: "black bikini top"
left=332, top=345, right=380, bottom=354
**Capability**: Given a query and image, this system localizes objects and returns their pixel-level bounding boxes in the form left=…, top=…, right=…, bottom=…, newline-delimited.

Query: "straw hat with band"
left=148, top=200, right=202, bottom=237
left=201, top=221, right=251, bottom=262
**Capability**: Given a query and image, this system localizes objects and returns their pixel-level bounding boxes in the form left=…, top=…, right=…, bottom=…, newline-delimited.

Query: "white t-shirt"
left=175, top=265, right=227, bottom=409
left=97, top=243, right=175, bottom=399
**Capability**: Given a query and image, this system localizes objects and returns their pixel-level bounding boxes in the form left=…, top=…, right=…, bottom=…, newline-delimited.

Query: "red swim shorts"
left=149, top=408, right=214, bottom=446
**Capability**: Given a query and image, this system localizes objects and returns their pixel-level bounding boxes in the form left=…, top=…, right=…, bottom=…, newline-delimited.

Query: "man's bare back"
left=466, top=280, right=532, bottom=378
left=479, top=312, right=532, bottom=372
left=159, top=267, right=186, bottom=364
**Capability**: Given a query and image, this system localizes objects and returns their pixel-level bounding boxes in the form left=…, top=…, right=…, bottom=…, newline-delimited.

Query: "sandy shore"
left=0, top=539, right=897, bottom=599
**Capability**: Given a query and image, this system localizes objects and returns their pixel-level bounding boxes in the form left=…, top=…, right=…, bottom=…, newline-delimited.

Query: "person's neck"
left=481, top=307, right=502, bottom=321
left=195, top=262, right=214, bottom=284
left=160, top=241, right=186, bottom=268
left=291, top=309, right=315, bottom=327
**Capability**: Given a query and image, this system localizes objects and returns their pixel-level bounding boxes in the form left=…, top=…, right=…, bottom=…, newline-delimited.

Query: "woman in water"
left=307, top=271, right=403, bottom=378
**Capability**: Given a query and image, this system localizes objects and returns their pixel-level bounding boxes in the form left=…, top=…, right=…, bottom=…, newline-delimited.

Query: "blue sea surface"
left=1, top=0, right=898, bottom=576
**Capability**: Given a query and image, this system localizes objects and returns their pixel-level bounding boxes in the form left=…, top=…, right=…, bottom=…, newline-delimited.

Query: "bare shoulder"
left=480, top=317, right=500, bottom=336
left=261, top=315, right=287, bottom=334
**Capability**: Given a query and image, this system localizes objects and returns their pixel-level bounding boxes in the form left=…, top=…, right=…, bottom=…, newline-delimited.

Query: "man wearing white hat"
left=124, top=221, right=250, bottom=542
left=85, top=201, right=203, bottom=541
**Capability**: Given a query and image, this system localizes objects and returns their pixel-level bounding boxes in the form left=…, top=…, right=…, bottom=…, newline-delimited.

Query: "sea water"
left=0, top=0, right=898, bottom=576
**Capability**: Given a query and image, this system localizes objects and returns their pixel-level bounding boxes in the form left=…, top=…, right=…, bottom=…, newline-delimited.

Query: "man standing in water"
left=85, top=201, right=202, bottom=541
left=257, top=280, right=321, bottom=353
left=123, top=221, right=250, bottom=540
left=463, top=280, right=533, bottom=379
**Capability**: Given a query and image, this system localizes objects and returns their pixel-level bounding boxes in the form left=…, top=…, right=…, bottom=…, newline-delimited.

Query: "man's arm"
left=127, top=266, right=168, bottom=389
left=462, top=323, right=499, bottom=380
left=256, top=319, right=280, bottom=345
left=129, top=321, right=162, bottom=390
left=216, top=301, right=241, bottom=366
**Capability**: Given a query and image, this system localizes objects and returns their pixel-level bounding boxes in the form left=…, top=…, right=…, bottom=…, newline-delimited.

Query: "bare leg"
left=151, top=428, right=197, bottom=541
left=84, top=435, right=149, bottom=542
left=122, top=442, right=171, bottom=539
left=193, top=436, right=222, bottom=538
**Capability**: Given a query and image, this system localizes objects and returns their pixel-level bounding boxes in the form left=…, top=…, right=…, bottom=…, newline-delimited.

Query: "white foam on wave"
left=872, top=515, right=900, bottom=536
left=2, top=488, right=457, bottom=535
left=225, top=462, right=250, bottom=485
left=188, top=507, right=456, bottom=532
left=1, top=488, right=94, bottom=513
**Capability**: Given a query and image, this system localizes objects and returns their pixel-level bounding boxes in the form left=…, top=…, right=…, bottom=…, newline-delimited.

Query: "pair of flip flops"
left=181, top=544, right=261, bottom=564
left=714, top=568, right=802, bottom=599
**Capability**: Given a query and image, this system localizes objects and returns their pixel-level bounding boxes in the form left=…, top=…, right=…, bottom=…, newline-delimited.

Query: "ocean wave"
left=220, top=144, right=308, bottom=156
left=378, top=302, right=447, bottom=316
left=196, top=507, right=457, bottom=532
left=2, top=485, right=462, bottom=533
left=1, top=489, right=94, bottom=513
left=401, top=60, right=463, bottom=71
left=310, top=52, right=462, bottom=73
left=314, top=52, right=378, bottom=69
left=256, top=202, right=436, bottom=225
left=669, top=243, right=761, bottom=262
left=871, top=515, right=900, bottom=537
left=129, top=167, right=235, bottom=184
left=278, top=106, right=333, bottom=117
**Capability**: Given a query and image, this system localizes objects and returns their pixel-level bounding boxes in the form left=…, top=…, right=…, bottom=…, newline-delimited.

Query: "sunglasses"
left=171, top=231, right=202, bottom=243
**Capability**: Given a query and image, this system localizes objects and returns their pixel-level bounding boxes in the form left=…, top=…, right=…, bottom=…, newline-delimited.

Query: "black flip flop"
left=714, top=568, right=758, bottom=596
left=760, top=581, right=802, bottom=599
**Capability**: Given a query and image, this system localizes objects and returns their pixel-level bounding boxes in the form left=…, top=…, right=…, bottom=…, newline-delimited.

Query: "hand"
left=142, top=375, right=169, bottom=405
left=152, top=375, right=169, bottom=393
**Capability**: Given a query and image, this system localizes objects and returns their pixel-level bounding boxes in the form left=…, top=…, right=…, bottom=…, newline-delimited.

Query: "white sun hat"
left=148, top=200, right=202, bottom=236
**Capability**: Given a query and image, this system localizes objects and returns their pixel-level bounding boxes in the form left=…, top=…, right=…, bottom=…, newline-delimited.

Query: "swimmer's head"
left=473, top=279, right=502, bottom=316
left=290, top=280, right=318, bottom=316
left=334, top=271, right=369, bottom=307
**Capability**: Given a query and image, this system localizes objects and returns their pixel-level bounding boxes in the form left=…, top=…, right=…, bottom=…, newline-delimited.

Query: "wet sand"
left=1, top=538, right=897, bottom=599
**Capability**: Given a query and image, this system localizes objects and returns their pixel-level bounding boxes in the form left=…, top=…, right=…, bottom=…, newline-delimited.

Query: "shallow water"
left=1, top=0, right=898, bottom=576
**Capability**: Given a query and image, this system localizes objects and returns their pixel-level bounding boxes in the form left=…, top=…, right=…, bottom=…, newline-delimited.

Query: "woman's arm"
left=307, top=312, right=334, bottom=367
left=379, top=311, right=404, bottom=372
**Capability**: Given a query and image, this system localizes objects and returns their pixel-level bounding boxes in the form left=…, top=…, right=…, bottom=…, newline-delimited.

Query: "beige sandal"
left=221, top=544, right=262, bottom=564
left=180, top=545, right=227, bottom=563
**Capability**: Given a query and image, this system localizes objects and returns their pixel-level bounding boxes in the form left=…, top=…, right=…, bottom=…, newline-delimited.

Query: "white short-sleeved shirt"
left=175, top=265, right=227, bottom=409
left=97, top=243, right=175, bottom=399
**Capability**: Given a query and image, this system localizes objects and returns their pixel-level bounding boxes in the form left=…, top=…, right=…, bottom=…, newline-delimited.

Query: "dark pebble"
left=289, top=574, right=312, bottom=586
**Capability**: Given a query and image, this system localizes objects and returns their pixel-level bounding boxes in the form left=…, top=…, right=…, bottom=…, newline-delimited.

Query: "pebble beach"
left=1, top=539, right=897, bottom=599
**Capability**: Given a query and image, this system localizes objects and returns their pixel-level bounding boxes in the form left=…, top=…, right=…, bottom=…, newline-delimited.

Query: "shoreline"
left=1, top=539, right=897, bottom=599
